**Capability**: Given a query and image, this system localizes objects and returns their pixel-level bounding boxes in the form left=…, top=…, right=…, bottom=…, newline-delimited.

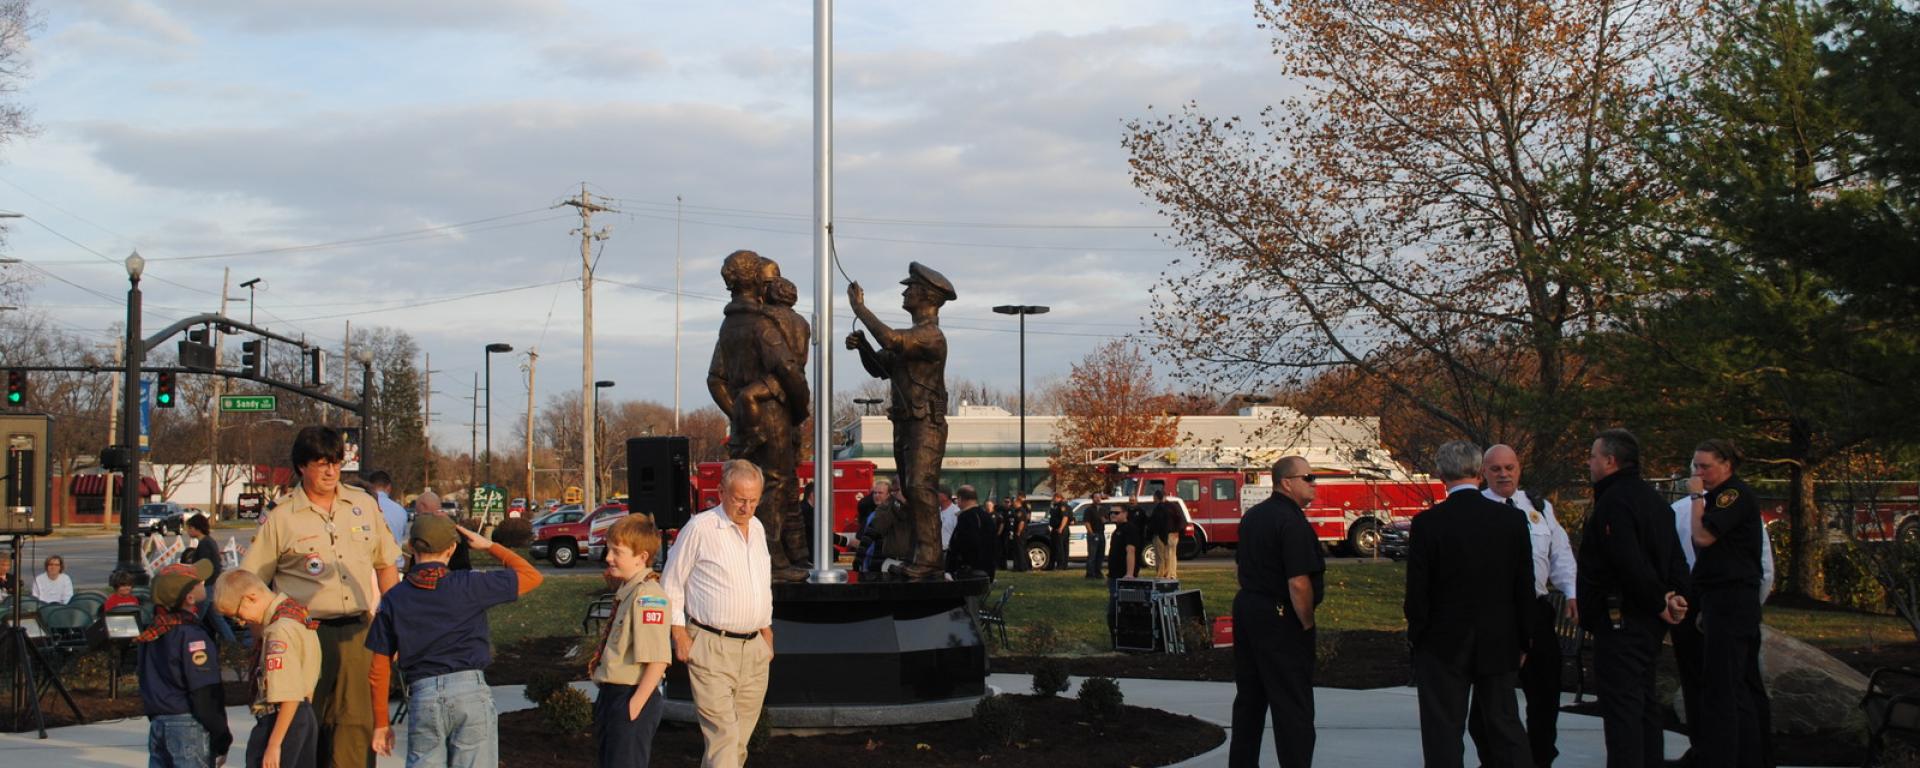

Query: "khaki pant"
left=686, top=626, right=772, bottom=768
left=1155, top=533, right=1181, bottom=579
left=314, top=618, right=375, bottom=768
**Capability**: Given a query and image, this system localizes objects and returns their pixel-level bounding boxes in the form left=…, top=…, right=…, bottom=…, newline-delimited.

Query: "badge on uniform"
left=304, top=554, right=325, bottom=575
left=352, top=507, right=364, bottom=516
left=191, top=651, right=209, bottom=666
left=268, top=640, right=288, bottom=654
left=188, top=640, right=207, bottom=652
left=639, top=596, right=668, bottom=608
left=265, top=657, right=284, bottom=671
left=1717, top=489, right=1739, bottom=508
left=1529, top=512, right=1542, bottom=524
left=642, top=610, right=665, bottom=625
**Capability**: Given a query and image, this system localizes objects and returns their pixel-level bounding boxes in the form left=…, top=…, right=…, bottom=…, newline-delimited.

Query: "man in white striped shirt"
left=664, top=459, right=775, bottom=768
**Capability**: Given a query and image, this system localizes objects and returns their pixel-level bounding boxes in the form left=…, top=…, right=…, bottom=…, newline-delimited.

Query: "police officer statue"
left=846, top=262, right=955, bottom=581
left=1231, top=456, right=1326, bottom=768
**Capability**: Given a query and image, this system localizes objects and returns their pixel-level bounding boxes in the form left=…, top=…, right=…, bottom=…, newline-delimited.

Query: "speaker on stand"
left=626, top=436, right=692, bottom=533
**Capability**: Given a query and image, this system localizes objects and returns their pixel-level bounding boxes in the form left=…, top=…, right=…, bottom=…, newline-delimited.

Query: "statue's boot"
left=771, top=565, right=809, bottom=582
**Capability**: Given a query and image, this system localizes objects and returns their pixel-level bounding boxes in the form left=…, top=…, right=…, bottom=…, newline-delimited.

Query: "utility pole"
left=467, top=374, right=478, bottom=501
left=341, top=320, right=352, bottom=427
left=209, top=268, right=229, bottom=517
left=523, top=350, right=538, bottom=508
left=422, top=352, right=440, bottom=490
left=674, top=194, right=683, bottom=432
left=564, top=184, right=613, bottom=506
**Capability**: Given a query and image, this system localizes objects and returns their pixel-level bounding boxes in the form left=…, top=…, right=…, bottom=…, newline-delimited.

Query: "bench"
left=1862, top=667, right=1920, bottom=766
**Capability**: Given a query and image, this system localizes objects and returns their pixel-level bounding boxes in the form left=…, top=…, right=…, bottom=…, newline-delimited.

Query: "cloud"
left=171, top=0, right=570, bottom=33
left=65, top=0, right=200, bottom=47
left=536, top=41, right=668, bottom=82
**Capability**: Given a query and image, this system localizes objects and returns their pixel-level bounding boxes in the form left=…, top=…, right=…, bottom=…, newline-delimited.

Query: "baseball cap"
left=152, top=560, right=214, bottom=610
left=409, top=514, right=460, bottom=554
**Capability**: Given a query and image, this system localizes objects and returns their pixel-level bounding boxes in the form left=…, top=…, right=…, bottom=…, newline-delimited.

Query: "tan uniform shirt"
left=255, top=596, right=322, bottom=711
left=591, top=571, right=672, bottom=685
left=242, top=485, right=400, bottom=620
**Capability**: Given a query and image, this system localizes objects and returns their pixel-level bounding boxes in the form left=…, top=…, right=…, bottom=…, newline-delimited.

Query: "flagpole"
left=810, top=0, right=845, bottom=584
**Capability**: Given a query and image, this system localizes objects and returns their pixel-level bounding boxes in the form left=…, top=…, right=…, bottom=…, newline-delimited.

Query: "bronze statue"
left=707, top=250, right=812, bottom=580
left=846, top=262, right=955, bottom=580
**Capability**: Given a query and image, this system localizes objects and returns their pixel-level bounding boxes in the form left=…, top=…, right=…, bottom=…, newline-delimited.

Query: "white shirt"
left=1671, top=498, right=1775, bottom=603
left=1484, top=489, right=1576, bottom=599
left=662, top=506, right=773, bottom=635
left=34, top=572, right=74, bottom=604
left=939, top=503, right=960, bottom=549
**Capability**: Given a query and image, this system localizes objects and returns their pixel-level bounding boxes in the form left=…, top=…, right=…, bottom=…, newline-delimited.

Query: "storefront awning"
left=67, top=474, right=162, bottom=497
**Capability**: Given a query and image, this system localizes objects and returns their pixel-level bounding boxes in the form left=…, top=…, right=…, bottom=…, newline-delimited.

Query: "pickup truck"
left=529, top=504, right=600, bottom=567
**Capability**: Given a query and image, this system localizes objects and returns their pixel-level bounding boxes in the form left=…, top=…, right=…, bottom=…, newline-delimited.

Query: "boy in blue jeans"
left=138, top=560, right=233, bottom=768
left=366, top=515, right=543, bottom=768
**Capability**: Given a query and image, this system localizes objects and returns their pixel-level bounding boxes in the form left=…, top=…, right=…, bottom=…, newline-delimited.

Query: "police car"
left=1018, top=496, right=1194, bottom=571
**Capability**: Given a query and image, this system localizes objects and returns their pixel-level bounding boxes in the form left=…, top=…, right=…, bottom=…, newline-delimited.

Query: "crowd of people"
left=1232, top=429, right=1773, bottom=768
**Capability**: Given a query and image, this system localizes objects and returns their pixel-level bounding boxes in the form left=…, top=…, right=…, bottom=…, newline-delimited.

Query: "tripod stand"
left=3, top=535, right=82, bottom=738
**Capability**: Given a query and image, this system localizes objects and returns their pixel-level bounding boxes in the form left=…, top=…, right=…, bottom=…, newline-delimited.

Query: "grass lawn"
left=492, top=573, right=608, bottom=647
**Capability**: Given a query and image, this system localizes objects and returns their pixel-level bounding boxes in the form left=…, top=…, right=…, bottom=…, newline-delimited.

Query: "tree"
left=1125, top=0, right=1698, bottom=494
left=1048, top=340, right=1181, bottom=496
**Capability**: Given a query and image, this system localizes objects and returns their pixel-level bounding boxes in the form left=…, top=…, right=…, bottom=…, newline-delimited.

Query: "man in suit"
left=1405, top=440, right=1536, bottom=768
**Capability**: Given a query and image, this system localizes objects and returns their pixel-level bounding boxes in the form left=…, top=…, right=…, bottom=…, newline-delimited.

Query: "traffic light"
left=241, top=339, right=263, bottom=376
left=308, top=348, right=326, bottom=387
left=4, top=369, right=23, bottom=406
left=155, top=371, right=176, bottom=408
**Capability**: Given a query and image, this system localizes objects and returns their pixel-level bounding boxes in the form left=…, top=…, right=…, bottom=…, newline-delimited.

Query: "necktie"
left=1505, top=497, right=1517, bottom=508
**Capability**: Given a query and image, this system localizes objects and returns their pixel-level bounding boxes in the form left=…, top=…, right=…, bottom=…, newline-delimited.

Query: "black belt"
left=690, top=619, right=758, bottom=641
left=315, top=615, right=366, bottom=627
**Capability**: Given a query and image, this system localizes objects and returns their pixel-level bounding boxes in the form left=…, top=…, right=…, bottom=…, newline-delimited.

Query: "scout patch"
left=639, top=596, right=668, bottom=607
left=352, top=507, right=363, bottom=516
left=265, top=657, right=284, bottom=671
left=304, top=554, right=325, bottom=575
left=1717, top=489, right=1739, bottom=508
left=642, top=609, right=665, bottom=625
left=268, top=640, right=288, bottom=654
left=188, top=640, right=207, bottom=652
left=191, top=651, right=209, bottom=666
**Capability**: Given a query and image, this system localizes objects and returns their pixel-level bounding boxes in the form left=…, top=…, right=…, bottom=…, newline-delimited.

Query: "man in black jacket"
left=1405, top=441, right=1535, bottom=768
left=1578, top=428, right=1690, bottom=768
left=944, top=486, right=997, bottom=579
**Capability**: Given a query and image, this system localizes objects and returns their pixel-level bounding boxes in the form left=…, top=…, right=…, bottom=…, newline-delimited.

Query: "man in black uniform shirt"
left=1577, top=429, right=1690, bottom=768
left=1084, top=495, right=1108, bottom=580
left=1104, top=505, right=1146, bottom=635
left=1047, top=493, right=1071, bottom=571
left=1231, top=456, right=1326, bottom=768
left=1686, top=439, right=1767, bottom=768
left=1005, top=497, right=1031, bottom=572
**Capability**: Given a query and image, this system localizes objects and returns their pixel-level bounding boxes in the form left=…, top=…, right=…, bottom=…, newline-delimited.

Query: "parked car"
left=585, top=502, right=636, bottom=562
left=530, top=503, right=618, bottom=568
left=529, top=504, right=584, bottom=530
left=137, top=502, right=189, bottom=535
left=1380, top=519, right=1413, bottom=561
left=1018, top=496, right=1196, bottom=571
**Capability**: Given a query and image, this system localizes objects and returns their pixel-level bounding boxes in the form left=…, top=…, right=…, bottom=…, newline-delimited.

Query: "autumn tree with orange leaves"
left=1125, top=0, right=1701, bottom=493
left=1048, top=340, right=1183, bottom=497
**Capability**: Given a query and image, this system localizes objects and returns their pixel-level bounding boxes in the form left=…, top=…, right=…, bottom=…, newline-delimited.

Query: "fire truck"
left=691, top=459, right=877, bottom=551
left=1092, top=447, right=1444, bottom=558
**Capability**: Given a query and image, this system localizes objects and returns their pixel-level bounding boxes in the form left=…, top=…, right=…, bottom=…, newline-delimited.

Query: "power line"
left=22, top=208, right=569, bottom=265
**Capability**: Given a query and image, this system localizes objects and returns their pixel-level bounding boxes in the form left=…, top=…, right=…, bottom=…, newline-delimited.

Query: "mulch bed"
left=490, top=634, right=587, bottom=686
left=499, top=694, right=1224, bottom=768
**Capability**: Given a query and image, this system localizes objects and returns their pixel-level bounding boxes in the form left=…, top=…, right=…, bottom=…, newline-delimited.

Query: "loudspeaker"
left=626, top=436, right=692, bottom=532
left=1114, top=602, right=1158, bottom=652
left=0, top=413, right=53, bottom=536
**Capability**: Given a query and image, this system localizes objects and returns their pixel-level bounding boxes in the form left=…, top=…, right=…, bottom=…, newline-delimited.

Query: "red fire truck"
left=1105, top=458, right=1444, bottom=558
left=692, top=459, right=877, bottom=551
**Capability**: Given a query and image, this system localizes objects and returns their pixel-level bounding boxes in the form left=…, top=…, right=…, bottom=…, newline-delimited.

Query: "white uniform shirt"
left=662, top=506, right=773, bottom=635
left=1671, top=498, right=1776, bottom=603
left=1483, top=489, right=1576, bottom=599
left=939, top=503, right=960, bottom=549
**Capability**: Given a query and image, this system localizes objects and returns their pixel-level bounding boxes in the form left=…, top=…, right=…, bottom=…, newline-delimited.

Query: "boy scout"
left=591, top=515, right=673, bottom=767
left=138, top=560, right=233, bottom=768
left=215, top=569, right=322, bottom=768
left=365, top=515, right=544, bottom=767
left=239, top=426, right=399, bottom=768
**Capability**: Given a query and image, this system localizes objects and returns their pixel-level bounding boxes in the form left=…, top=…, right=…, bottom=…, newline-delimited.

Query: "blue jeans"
left=404, top=669, right=497, bottom=768
left=149, top=713, right=212, bottom=768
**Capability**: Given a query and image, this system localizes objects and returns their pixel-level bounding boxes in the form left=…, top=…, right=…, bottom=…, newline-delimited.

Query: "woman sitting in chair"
left=33, top=555, right=73, bottom=604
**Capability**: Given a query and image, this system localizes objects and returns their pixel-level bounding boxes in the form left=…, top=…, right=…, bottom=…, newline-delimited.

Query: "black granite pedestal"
left=663, top=575, right=994, bottom=727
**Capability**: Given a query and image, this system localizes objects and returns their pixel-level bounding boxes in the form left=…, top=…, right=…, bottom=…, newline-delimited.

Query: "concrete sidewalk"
left=0, top=675, right=1691, bottom=767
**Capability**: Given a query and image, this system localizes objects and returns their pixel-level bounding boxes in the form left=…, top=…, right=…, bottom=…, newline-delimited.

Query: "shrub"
left=973, top=694, right=1026, bottom=746
left=1020, top=620, right=1061, bottom=656
left=64, top=648, right=119, bottom=690
left=539, top=686, right=593, bottom=735
left=492, top=517, right=534, bottom=548
left=1031, top=657, right=1070, bottom=697
left=1077, top=676, right=1124, bottom=721
left=1825, top=543, right=1888, bottom=612
left=523, top=672, right=568, bottom=708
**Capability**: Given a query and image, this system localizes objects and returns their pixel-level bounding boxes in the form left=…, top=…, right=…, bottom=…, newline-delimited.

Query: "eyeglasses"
left=1282, top=474, right=1318, bottom=484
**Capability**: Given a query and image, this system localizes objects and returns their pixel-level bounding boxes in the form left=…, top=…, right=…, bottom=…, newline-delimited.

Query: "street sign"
left=564, top=486, right=583, bottom=505
left=472, top=485, right=506, bottom=521
left=219, top=395, right=277, bottom=412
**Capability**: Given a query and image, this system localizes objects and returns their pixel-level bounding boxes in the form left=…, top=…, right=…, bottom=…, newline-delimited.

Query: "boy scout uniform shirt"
left=255, top=596, right=323, bottom=712
left=592, top=572, right=672, bottom=685
left=242, top=485, right=401, bottom=620
left=137, top=622, right=223, bottom=716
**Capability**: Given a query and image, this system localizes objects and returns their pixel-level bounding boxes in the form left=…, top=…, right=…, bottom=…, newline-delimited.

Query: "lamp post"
left=483, top=342, right=513, bottom=491
left=238, top=278, right=262, bottom=326
left=116, top=251, right=146, bottom=583
left=853, top=397, right=882, bottom=416
left=594, top=379, right=614, bottom=498
left=992, top=304, right=1049, bottom=495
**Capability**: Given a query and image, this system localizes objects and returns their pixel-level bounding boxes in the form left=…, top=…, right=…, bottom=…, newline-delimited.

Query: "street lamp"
left=853, top=397, right=882, bottom=416
left=238, top=277, right=262, bottom=326
left=992, top=304, right=1050, bottom=496
left=116, top=250, right=146, bottom=583
left=594, top=380, right=614, bottom=499
left=483, top=343, right=513, bottom=492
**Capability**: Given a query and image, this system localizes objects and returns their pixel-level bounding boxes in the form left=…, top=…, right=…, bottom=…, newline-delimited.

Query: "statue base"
left=663, top=575, right=994, bottom=727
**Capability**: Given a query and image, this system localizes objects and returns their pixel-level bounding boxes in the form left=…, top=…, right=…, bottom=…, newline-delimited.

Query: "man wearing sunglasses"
left=1230, top=456, right=1327, bottom=768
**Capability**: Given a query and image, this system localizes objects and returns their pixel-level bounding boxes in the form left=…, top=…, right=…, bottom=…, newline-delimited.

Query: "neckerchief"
left=587, top=571, right=660, bottom=676
left=135, top=605, right=192, bottom=644
left=407, top=563, right=449, bottom=590
left=271, top=596, right=320, bottom=630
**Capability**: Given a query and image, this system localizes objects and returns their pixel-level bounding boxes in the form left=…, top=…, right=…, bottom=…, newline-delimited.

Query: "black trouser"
left=1697, top=589, right=1765, bottom=768
left=246, top=702, right=318, bottom=768
left=1415, top=639, right=1531, bottom=768
left=1085, top=531, right=1105, bottom=578
left=594, top=682, right=664, bottom=767
left=1593, top=612, right=1665, bottom=768
left=1471, top=596, right=1560, bottom=767
left=1229, top=591, right=1316, bottom=768
left=1050, top=532, right=1068, bottom=570
left=1670, top=608, right=1705, bottom=760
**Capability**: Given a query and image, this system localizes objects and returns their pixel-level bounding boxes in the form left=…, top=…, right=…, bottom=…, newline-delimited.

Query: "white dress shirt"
left=34, top=572, right=74, bottom=604
left=939, top=503, right=960, bottom=549
left=1671, top=498, right=1775, bottom=603
left=662, top=506, right=773, bottom=634
left=1484, top=489, right=1576, bottom=599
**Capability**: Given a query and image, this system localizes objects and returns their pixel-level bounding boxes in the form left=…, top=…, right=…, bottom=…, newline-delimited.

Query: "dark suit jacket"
left=1404, top=487, right=1535, bottom=675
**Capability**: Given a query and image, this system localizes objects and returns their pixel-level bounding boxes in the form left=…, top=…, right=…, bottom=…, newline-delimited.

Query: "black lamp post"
left=116, top=251, right=146, bottom=583
left=483, top=342, right=513, bottom=490
left=992, top=304, right=1049, bottom=495
left=853, top=397, right=882, bottom=416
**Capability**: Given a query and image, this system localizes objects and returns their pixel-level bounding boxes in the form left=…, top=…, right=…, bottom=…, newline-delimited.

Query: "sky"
left=0, top=0, right=1287, bottom=450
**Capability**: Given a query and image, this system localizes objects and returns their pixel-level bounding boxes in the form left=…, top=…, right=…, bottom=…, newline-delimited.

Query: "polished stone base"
left=664, top=575, right=994, bottom=726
